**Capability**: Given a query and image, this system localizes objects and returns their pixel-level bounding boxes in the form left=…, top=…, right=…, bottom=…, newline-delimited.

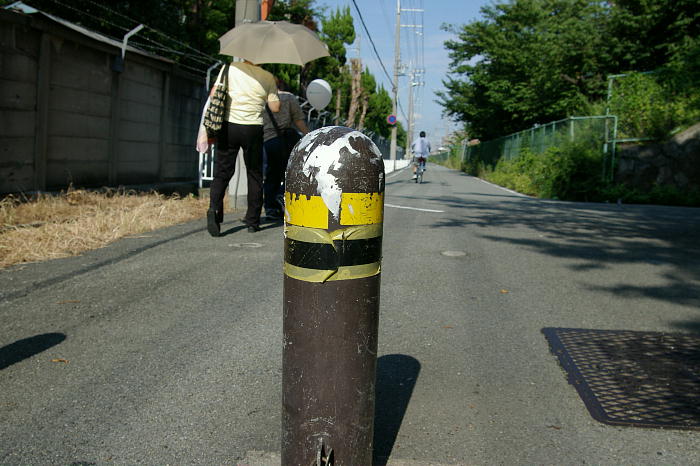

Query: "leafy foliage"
left=481, top=139, right=605, bottom=201
left=3, top=0, right=401, bottom=140
left=439, top=0, right=612, bottom=140
left=607, top=0, right=700, bottom=72
left=14, top=0, right=236, bottom=66
left=608, top=72, right=693, bottom=140
left=440, top=0, right=700, bottom=141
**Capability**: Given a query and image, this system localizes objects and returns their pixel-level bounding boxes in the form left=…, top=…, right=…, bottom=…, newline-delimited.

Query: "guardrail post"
left=282, top=126, right=385, bottom=466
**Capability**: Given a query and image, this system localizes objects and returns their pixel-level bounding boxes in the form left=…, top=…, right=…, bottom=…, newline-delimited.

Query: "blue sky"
left=317, top=0, right=491, bottom=145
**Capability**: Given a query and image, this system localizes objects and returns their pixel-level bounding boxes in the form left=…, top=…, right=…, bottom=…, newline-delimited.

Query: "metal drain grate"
left=542, top=328, right=700, bottom=430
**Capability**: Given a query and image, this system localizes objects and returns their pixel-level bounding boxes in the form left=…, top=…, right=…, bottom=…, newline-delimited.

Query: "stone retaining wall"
left=616, top=123, right=700, bottom=191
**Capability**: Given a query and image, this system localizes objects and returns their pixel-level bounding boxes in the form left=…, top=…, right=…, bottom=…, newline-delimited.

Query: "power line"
left=78, top=0, right=218, bottom=64
left=350, top=0, right=393, bottom=84
left=34, top=0, right=132, bottom=37
left=31, top=0, right=218, bottom=71
left=398, top=100, right=407, bottom=121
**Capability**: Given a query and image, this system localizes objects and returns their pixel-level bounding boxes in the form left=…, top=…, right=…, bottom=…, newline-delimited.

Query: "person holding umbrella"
left=205, top=59, right=280, bottom=236
left=203, top=21, right=329, bottom=236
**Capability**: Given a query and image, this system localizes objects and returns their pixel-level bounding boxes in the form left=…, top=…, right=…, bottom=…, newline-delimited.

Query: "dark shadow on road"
left=373, top=354, right=421, bottom=466
left=669, top=320, right=700, bottom=335
left=386, top=177, right=414, bottom=187
left=401, top=192, right=700, bottom=310
left=0, top=333, right=66, bottom=370
left=219, top=224, right=248, bottom=236
left=261, top=218, right=284, bottom=230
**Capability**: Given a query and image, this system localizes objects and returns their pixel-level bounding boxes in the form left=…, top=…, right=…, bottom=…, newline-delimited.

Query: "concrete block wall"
left=0, top=9, right=205, bottom=195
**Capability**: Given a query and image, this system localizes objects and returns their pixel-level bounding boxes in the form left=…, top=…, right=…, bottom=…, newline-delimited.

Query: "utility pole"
left=405, top=69, right=424, bottom=156
left=235, top=0, right=259, bottom=26
left=389, top=0, right=401, bottom=161
left=393, top=2, right=424, bottom=160
left=406, top=75, right=414, bottom=156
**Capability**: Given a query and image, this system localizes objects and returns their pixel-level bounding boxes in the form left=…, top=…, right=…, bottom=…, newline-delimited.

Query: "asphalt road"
left=1, top=164, right=699, bottom=465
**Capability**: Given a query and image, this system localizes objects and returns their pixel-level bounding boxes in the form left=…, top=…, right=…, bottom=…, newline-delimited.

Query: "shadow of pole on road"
left=0, top=333, right=67, bottom=370
left=373, top=354, right=421, bottom=466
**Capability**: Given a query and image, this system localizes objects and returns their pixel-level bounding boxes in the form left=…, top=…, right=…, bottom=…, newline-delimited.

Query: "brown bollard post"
left=282, top=126, right=385, bottom=465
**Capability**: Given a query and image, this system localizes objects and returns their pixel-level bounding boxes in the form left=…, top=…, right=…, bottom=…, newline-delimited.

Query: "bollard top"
left=285, top=126, right=385, bottom=230
left=284, top=126, right=385, bottom=282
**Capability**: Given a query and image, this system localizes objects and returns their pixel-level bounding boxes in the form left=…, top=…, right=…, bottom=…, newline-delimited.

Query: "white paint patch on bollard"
left=298, top=128, right=383, bottom=220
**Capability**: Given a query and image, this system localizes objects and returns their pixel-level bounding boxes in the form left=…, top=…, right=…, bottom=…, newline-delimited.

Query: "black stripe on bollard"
left=285, top=236, right=382, bottom=269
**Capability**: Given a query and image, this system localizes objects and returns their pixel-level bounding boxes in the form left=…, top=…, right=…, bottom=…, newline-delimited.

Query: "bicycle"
left=414, top=156, right=426, bottom=184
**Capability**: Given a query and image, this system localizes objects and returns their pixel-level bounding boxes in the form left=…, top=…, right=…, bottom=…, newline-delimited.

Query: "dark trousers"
left=263, top=136, right=290, bottom=212
left=209, top=122, right=264, bottom=227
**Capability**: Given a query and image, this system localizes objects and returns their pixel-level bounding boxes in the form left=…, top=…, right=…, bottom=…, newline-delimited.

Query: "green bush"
left=608, top=71, right=700, bottom=141
left=485, top=154, right=538, bottom=195
left=477, top=141, right=700, bottom=206
left=443, top=154, right=464, bottom=170
left=462, top=157, right=484, bottom=177
left=664, top=36, right=700, bottom=118
left=481, top=139, right=605, bottom=201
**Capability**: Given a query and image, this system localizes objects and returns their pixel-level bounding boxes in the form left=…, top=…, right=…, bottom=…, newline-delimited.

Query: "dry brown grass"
left=0, top=187, right=215, bottom=269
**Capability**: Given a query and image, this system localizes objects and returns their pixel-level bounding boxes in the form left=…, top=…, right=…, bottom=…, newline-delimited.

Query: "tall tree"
left=438, top=0, right=700, bottom=141
left=438, top=0, right=612, bottom=140
left=365, top=85, right=393, bottom=138
left=357, top=68, right=377, bottom=130
left=607, top=0, right=700, bottom=72
left=311, top=6, right=355, bottom=124
left=345, top=58, right=363, bottom=127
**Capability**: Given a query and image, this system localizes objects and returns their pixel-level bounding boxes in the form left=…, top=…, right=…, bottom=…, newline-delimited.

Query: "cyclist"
left=411, top=131, right=431, bottom=180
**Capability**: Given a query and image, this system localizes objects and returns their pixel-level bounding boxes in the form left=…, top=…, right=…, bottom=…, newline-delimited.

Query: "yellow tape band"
left=285, top=224, right=383, bottom=244
left=285, top=192, right=384, bottom=228
left=340, top=192, right=384, bottom=225
left=285, top=192, right=328, bottom=229
left=284, top=262, right=381, bottom=283
left=283, top=223, right=383, bottom=282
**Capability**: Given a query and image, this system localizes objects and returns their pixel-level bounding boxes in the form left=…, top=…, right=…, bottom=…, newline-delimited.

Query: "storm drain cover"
left=542, top=327, right=700, bottom=430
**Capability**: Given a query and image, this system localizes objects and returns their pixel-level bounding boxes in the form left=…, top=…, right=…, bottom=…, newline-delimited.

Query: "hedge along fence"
left=460, top=115, right=618, bottom=180
left=453, top=67, right=700, bottom=183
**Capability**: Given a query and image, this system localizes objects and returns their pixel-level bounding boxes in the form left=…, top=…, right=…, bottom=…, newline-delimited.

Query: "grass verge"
left=0, top=187, right=214, bottom=269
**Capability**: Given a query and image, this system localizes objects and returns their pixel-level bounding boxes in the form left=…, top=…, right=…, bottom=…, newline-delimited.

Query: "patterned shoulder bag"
left=203, top=64, right=230, bottom=138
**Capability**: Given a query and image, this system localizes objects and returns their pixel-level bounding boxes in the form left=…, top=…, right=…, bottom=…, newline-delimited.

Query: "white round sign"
left=306, top=79, right=332, bottom=111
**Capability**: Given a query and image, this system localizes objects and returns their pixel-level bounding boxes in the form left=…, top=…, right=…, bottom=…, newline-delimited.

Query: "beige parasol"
left=219, top=21, right=329, bottom=66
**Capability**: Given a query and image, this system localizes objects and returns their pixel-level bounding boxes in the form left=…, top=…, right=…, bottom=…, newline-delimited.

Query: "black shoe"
left=247, top=224, right=261, bottom=233
left=265, top=209, right=283, bottom=221
left=207, top=209, right=220, bottom=237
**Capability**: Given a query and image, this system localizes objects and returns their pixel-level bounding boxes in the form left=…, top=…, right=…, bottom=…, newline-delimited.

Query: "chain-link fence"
left=441, top=70, right=698, bottom=183
left=460, top=115, right=618, bottom=179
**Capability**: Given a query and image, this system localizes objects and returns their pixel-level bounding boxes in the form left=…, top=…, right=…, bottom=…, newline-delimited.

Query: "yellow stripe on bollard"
left=285, top=192, right=384, bottom=228
left=340, top=193, right=384, bottom=226
left=285, top=193, right=328, bottom=229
